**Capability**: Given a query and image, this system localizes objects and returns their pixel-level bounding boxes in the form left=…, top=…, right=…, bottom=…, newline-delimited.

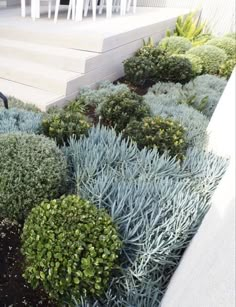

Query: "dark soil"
left=0, top=219, right=56, bottom=307
left=114, top=77, right=154, bottom=96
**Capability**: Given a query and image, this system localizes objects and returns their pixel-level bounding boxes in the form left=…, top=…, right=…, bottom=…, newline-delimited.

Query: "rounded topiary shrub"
left=99, top=91, right=151, bottom=132
left=42, top=111, right=91, bottom=146
left=156, top=56, right=194, bottom=84
left=187, top=45, right=227, bottom=74
left=158, top=36, right=192, bottom=54
left=0, top=108, right=42, bottom=134
left=21, top=195, right=121, bottom=303
left=0, top=133, right=67, bottom=221
left=219, top=58, right=236, bottom=79
left=207, top=37, right=236, bottom=59
left=176, top=54, right=203, bottom=75
left=124, top=116, right=187, bottom=160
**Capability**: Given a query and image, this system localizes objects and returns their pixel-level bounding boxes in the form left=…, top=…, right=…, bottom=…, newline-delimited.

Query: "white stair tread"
left=0, top=39, right=97, bottom=62
left=0, top=56, right=81, bottom=94
left=0, top=78, right=63, bottom=110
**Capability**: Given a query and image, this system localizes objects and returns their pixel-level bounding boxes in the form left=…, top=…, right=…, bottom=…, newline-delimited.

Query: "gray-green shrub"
left=187, top=45, right=227, bottom=74
left=158, top=36, right=192, bottom=54
left=0, top=108, right=42, bottom=134
left=0, top=133, right=67, bottom=221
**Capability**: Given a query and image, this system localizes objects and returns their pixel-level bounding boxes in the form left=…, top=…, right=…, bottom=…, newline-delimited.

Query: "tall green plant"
left=166, top=11, right=211, bottom=46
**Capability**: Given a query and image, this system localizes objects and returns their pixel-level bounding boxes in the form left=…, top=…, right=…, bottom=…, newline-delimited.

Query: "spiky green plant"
left=166, top=11, right=211, bottom=46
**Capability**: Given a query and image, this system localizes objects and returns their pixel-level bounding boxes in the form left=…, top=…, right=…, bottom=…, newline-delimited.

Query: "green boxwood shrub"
left=0, top=108, right=42, bottom=134
left=42, top=111, right=91, bottom=146
left=155, top=55, right=194, bottom=84
left=124, top=116, right=187, bottom=159
left=176, top=54, right=203, bottom=75
left=207, top=37, right=236, bottom=59
left=0, top=133, right=67, bottom=221
left=187, top=45, right=227, bottom=74
left=99, top=91, right=151, bottom=132
left=21, top=195, right=121, bottom=303
left=158, top=36, right=192, bottom=54
left=219, top=58, right=236, bottom=79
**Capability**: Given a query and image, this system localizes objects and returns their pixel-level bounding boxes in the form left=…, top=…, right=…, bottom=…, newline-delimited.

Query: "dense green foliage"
left=158, top=36, right=192, bottom=54
left=123, top=48, right=163, bottom=86
left=207, top=37, right=236, bottom=59
left=166, top=11, right=211, bottom=46
left=0, top=133, right=67, bottom=221
left=21, top=195, right=121, bottom=304
left=124, top=116, right=187, bottom=159
left=155, top=55, right=194, bottom=84
left=187, top=45, right=227, bottom=74
left=219, top=58, right=236, bottom=79
left=145, top=89, right=209, bottom=148
left=0, top=108, right=42, bottom=134
left=99, top=90, right=150, bottom=132
left=42, top=110, right=91, bottom=146
left=63, top=125, right=227, bottom=306
left=176, top=53, right=203, bottom=75
left=225, top=32, right=236, bottom=40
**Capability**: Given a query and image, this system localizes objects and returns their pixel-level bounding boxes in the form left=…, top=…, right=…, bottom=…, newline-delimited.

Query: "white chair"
left=83, top=0, right=97, bottom=21
left=55, top=0, right=76, bottom=22
left=126, top=0, right=136, bottom=13
left=99, top=0, right=126, bottom=18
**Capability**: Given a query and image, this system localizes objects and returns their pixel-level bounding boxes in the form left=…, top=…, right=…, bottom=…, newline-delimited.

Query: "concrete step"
left=0, top=56, right=81, bottom=95
left=0, top=78, right=64, bottom=110
left=0, top=39, right=98, bottom=73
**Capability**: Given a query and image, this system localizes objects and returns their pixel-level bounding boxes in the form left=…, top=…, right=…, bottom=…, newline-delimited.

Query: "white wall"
left=137, top=0, right=236, bottom=34
left=161, top=70, right=236, bottom=307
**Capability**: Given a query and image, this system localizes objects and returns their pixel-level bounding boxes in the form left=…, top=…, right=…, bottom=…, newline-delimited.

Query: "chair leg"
left=31, top=0, right=36, bottom=20
left=132, top=0, right=136, bottom=13
left=84, top=0, right=90, bottom=17
left=35, top=0, right=40, bottom=18
left=106, top=0, right=112, bottom=18
left=126, top=0, right=131, bottom=12
left=75, top=0, right=84, bottom=21
left=98, top=0, right=104, bottom=14
left=21, top=0, right=26, bottom=17
left=67, top=0, right=72, bottom=19
left=120, top=0, right=126, bottom=16
left=54, top=0, right=60, bottom=23
left=92, top=0, right=96, bottom=21
left=48, top=0, right=52, bottom=18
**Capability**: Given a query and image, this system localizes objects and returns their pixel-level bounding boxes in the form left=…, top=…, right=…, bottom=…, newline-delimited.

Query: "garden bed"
left=0, top=12, right=235, bottom=307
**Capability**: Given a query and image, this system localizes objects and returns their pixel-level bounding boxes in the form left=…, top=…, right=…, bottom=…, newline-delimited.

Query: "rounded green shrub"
left=124, top=116, right=187, bottom=160
left=42, top=111, right=91, bottom=146
left=124, top=56, right=156, bottom=86
left=187, top=45, right=227, bottom=74
left=0, top=108, right=42, bottom=134
left=99, top=91, right=151, bottom=132
left=158, top=36, right=192, bottom=54
left=124, top=48, right=164, bottom=86
left=224, top=32, right=236, bottom=40
left=21, top=195, right=121, bottom=303
left=207, top=37, right=236, bottom=59
left=219, top=58, right=236, bottom=79
left=156, top=56, right=194, bottom=84
left=175, top=54, right=203, bottom=75
left=0, top=133, right=67, bottom=221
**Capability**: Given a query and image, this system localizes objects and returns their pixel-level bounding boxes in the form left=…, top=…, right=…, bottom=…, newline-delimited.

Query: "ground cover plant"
left=0, top=26, right=234, bottom=307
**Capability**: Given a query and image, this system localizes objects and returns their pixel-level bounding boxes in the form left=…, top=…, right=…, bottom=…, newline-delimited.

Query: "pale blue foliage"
left=183, top=74, right=227, bottom=118
left=64, top=125, right=228, bottom=307
left=0, top=108, right=42, bottom=134
left=145, top=92, right=209, bottom=149
left=147, top=75, right=227, bottom=119
left=78, top=81, right=130, bottom=108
